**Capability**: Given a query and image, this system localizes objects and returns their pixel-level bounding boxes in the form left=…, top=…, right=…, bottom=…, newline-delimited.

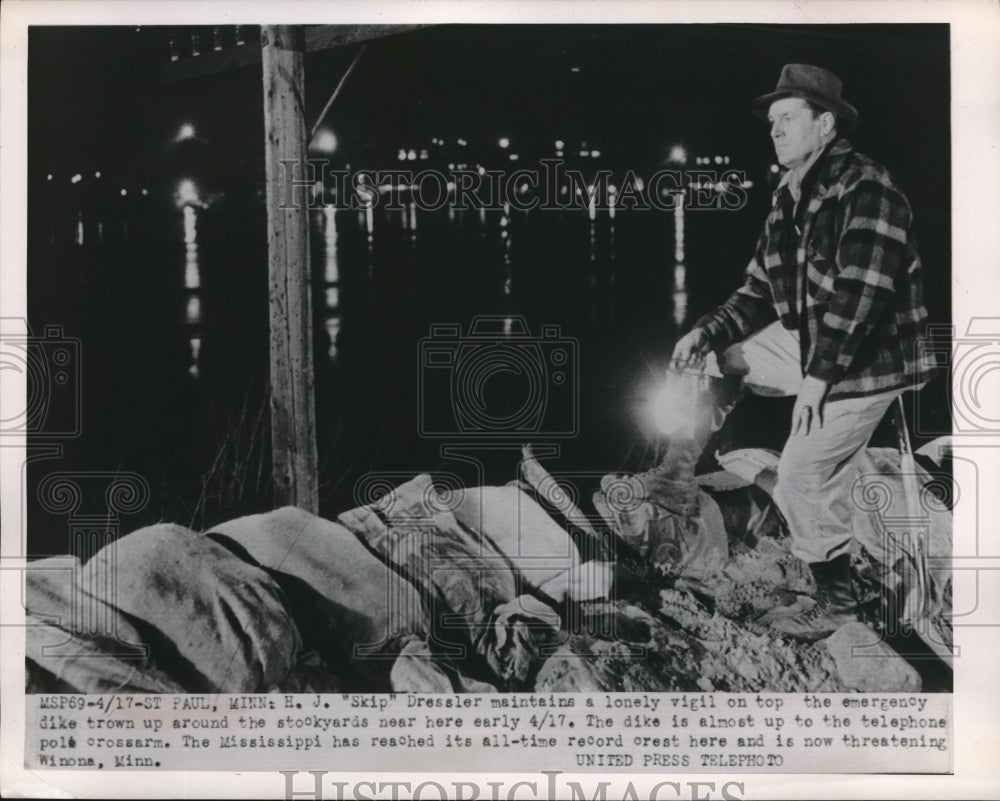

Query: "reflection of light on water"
left=184, top=206, right=197, bottom=244
left=189, top=337, right=201, bottom=379
left=184, top=206, right=200, bottom=289
left=325, top=318, right=341, bottom=360
left=673, top=263, right=686, bottom=292
left=588, top=187, right=597, bottom=221
left=478, top=207, right=486, bottom=226
left=323, top=206, right=338, bottom=283
left=674, top=197, right=685, bottom=262
left=503, top=317, right=513, bottom=336
left=75, top=213, right=84, bottom=246
left=186, top=296, right=200, bottom=324
left=323, top=202, right=341, bottom=359
left=365, top=205, right=374, bottom=240
left=502, top=206, right=513, bottom=294
left=409, top=202, right=417, bottom=232
left=673, top=289, right=688, bottom=328
left=589, top=222, right=597, bottom=287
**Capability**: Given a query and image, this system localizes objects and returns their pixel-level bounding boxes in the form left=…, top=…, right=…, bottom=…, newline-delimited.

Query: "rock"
left=822, top=622, right=922, bottom=692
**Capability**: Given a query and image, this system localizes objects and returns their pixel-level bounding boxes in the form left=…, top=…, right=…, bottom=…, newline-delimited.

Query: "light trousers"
left=703, top=321, right=900, bottom=564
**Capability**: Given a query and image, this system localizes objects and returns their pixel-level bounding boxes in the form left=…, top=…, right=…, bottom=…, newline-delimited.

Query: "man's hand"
left=671, top=327, right=711, bottom=370
left=791, top=375, right=831, bottom=436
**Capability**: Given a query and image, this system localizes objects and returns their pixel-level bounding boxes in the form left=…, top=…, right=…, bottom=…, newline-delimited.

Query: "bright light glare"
left=177, top=123, right=196, bottom=141
left=498, top=137, right=510, bottom=149
left=314, top=129, right=337, bottom=153
left=555, top=139, right=565, bottom=150
left=669, top=145, right=687, bottom=163
left=650, top=379, right=697, bottom=436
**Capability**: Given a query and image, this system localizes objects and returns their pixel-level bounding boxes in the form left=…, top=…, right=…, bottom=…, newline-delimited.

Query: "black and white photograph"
left=2, top=1, right=998, bottom=797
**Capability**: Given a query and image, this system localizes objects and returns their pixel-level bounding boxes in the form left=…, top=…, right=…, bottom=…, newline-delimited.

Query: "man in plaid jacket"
left=671, top=64, right=933, bottom=640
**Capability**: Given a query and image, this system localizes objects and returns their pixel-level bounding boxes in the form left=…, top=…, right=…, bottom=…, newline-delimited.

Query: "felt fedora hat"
left=752, top=64, right=859, bottom=131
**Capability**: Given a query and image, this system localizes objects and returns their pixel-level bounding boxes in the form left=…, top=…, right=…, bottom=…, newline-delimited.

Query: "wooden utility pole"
left=261, top=25, right=318, bottom=512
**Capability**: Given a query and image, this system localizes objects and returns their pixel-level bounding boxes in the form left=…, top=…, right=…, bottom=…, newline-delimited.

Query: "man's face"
left=768, top=97, right=827, bottom=170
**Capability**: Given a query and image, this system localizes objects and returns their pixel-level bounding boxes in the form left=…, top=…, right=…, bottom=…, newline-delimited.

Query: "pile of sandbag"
left=26, top=437, right=951, bottom=695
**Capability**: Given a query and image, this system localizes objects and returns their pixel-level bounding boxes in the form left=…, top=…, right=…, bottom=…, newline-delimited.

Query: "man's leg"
left=770, top=388, right=900, bottom=640
left=661, top=321, right=802, bottom=479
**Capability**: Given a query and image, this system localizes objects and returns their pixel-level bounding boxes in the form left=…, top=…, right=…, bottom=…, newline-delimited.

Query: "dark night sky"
left=30, top=24, right=950, bottom=185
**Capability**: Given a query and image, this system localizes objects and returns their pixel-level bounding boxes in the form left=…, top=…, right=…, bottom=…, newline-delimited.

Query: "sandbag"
left=594, top=470, right=729, bottom=577
left=25, top=556, right=184, bottom=694
left=87, top=524, right=301, bottom=692
left=339, top=475, right=561, bottom=688
left=208, top=506, right=427, bottom=686
left=451, top=485, right=582, bottom=593
left=389, top=637, right=496, bottom=693
left=717, top=446, right=952, bottom=598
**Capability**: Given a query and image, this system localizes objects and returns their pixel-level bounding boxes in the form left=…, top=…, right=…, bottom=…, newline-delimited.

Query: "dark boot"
left=771, top=553, right=859, bottom=641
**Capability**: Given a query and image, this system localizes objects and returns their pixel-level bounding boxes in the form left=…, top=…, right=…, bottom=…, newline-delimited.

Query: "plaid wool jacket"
left=696, top=138, right=933, bottom=399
